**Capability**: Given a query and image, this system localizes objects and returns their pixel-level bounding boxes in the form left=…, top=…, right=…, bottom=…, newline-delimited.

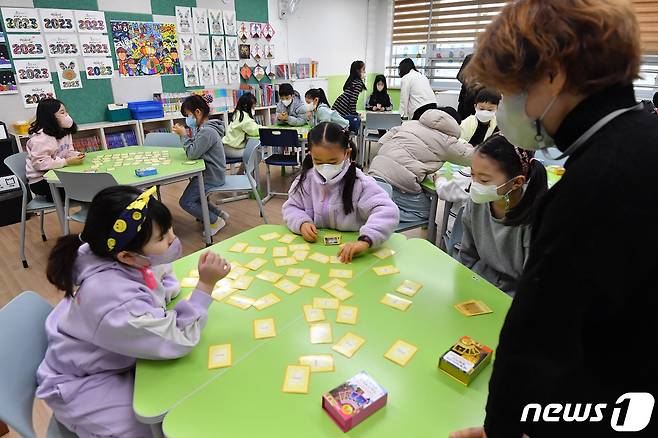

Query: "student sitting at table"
left=275, top=83, right=307, bottom=126
left=365, top=74, right=393, bottom=112
left=173, top=94, right=228, bottom=235
left=368, top=107, right=474, bottom=224
left=458, top=134, right=547, bottom=296
left=222, top=93, right=260, bottom=160
left=25, top=98, right=85, bottom=202
left=36, top=185, right=230, bottom=438
left=305, top=88, right=349, bottom=130
left=459, top=88, right=501, bottom=146
left=283, top=122, right=399, bottom=263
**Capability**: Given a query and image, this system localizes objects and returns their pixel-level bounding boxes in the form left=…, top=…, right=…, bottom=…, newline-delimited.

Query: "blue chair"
left=143, top=132, right=182, bottom=147
left=361, top=112, right=401, bottom=167
left=4, top=152, right=56, bottom=269
left=259, top=128, right=303, bottom=203
left=0, top=291, right=77, bottom=437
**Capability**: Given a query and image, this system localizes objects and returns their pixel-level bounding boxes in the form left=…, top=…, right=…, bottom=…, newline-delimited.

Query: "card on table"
left=384, top=339, right=418, bottom=367
left=309, top=252, right=330, bottom=264
left=309, top=322, right=333, bottom=344
left=286, top=268, right=309, bottom=278
left=180, top=277, right=198, bottom=288
left=336, top=305, right=359, bottom=324
left=259, top=232, right=281, bottom=241
left=229, top=242, right=249, bottom=252
left=300, top=273, right=321, bottom=287
left=253, top=293, right=281, bottom=310
left=329, top=255, right=342, bottom=264
left=323, top=234, right=342, bottom=246
left=326, top=286, right=354, bottom=302
left=454, top=300, right=493, bottom=317
left=321, top=279, right=347, bottom=292
left=233, top=276, right=255, bottom=290
left=282, top=365, right=310, bottom=394
left=208, top=344, right=232, bottom=369
left=313, top=297, right=340, bottom=310
left=380, top=293, right=412, bottom=311
left=272, top=246, right=288, bottom=257
left=211, top=284, right=237, bottom=302
left=396, top=280, right=423, bottom=297
left=253, top=318, right=276, bottom=339
left=299, top=354, right=334, bottom=372
left=329, top=269, right=353, bottom=279
left=289, top=243, right=311, bottom=252
left=372, top=247, right=396, bottom=259
left=275, top=279, right=301, bottom=294
left=188, top=269, right=199, bottom=278
left=332, top=332, right=365, bottom=358
left=274, top=257, right=298, bottom=267
left=245, top=246, right=267, bottom=254
left=227, top=265, right=250, bottom=279
left=256, top=270, right=283, bottom=283
left=244, top=258, right=268, bottom=271
left=303, top=304, right=326, bottom=322
left=278, top=233, right=298, bottom=244
left=373, top=265, right=400, bottom=276
left=225, top=294, right=255, bottom=309
left=293, top=250, right=309, bottom=261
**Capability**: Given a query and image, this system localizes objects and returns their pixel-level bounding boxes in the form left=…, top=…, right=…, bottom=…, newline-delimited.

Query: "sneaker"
left=208, top=217, right=226, bottom=236
left=219, top=210, right=231, bottom=221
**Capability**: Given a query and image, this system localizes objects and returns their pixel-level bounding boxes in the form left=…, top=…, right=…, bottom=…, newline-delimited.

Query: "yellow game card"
left=299, top=354, right=335, bottom=372
left=293, top=250, right=309, bottom=261
left=332, top=332, right=365, bottom=358
left=256, top=270, right=284, bottom=283
left=373, top=247, right=396, bottom=259
left=180, top=277, right=198, bottom=288
left=289, top=243, right=310, bottom=252
left=384, top=340, right=418, bottom=367
left=278, top=234, right=297, bottom=244
left=373, top=265, right=400, bottom=276
left=396, top=280, right=423, bottom=297
left=225, top=294, right=255, bottom=309
left=286, top=268, right=309, bottom=278
left=313, top=297, right=339, bottom=310
left=309, top=252, right=330, bottom=264
left=380, top=293, right=412, bottom=311
left=188, top=269, right=199, bottom=278
left=300, top=273, right=321, bottom=287
left=259, top=232, right=281, bottom=241
left=275, top=279, right=301, bottom=294
left=303, top=304, right=326, bottom=322
left=214, top=278, right=234, bottom=293
left=233, top=276, right=254, bottom=290
left=336, top=305, right=359, bottom=324
left=229, top=242, right=248, bottom=252
left=211, top=285, right=237, bottom=302
left=253, top=318, right=276, bottom=339
left=227, top=265, right=250, bottom=280
left=245, top=246, right=267, bottom=254
left=208, top=344, right=232, bottom=369
left=253, top=293, right=281, bottom=310
left=329, top=256, right=342, bottom=264
left=244, top=258, right=268, bottom=271
left=274, top=257, right=298, bottom=267
left=272, top=246, right=288, bottom=257
left=282, top=365, right=310, bottom=394
left=329, top=269, right=353, bottom=279
left=454, top=299, right=493, bottom=317
left=320, top=279, right=347, bottom=293
left=309, top=322, right=333, bottom=344
left=327, top=286, right=354, bottom=301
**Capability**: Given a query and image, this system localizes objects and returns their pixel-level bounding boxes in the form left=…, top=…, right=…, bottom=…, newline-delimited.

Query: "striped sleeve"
left=332, top=79, right=363, bottom=117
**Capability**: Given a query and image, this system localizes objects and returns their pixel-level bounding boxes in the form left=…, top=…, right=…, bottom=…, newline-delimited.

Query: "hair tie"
left=106, top=186, right=157, bottom=253
left=513, top=146, right=531, bottom=176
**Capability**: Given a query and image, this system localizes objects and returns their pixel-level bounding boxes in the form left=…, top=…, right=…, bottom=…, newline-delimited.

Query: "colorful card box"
left=438, top=336, right=493, bottom=385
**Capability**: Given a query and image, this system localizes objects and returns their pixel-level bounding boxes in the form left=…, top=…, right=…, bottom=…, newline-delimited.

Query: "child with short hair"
left=304, top=88, right=349, bottom=129
left=460, top=88, right=501, bottom=146
left=37, top=185, right=230, bottom=437
left=283, top=122, right=399, bottom=263
left=222, top=93, right=260, bottom=159
left=276, top=83, right=307, bottom=126
left=172, top=94, right=228, bottom=235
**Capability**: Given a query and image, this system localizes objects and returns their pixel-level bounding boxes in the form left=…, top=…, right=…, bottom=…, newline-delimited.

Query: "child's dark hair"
left=294, top=122, right=357, bottom=215
left=398, top=58, right=417, bottom=77
left=305, top=88, right=330, bottom=107
left=476, top=134, right=548, bottom=226
left=28, top=98, right=77, bottom=139
left=475, top=88, right=502, bottom=106
left=343, top=60, right=365, bottom=91
left=230, top=92, right=257, bottom=122
left=47, top=186, right=172, bottom=298
left=279, top=83, right=294, bottom=97
left=653, top=91, right=658, bottom=108
left=437, top=106, right=461, bottom=124
left=372, top=74, right=387, bottom=93
left=181, top=94, right=210, bottom=118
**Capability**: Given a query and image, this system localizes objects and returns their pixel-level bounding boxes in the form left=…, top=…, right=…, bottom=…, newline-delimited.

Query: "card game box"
left=322, top=372, right=387, bottom=432
left=438, top=336, right=493, bottom=385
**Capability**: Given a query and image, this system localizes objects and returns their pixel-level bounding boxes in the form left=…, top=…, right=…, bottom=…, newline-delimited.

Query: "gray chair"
left=259, top=128, right=303, bottom=203
left=53, top=170, right=117, bottom=235
left=0, top=291, right=77, bottom=438
left=3, top=152, right=55, bottom=268
left=534, top=147, right=567, bottom=166
left=375, top=178, right=431, bottom=235
left=143, top=132, right=183, bottom=147
left=362, top=112, right=402, bottom=167
left=442, top=205, right=465, bottom=259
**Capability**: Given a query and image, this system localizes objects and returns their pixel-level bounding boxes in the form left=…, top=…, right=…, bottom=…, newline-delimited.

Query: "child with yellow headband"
left=36, top=185, right=230, bottom=437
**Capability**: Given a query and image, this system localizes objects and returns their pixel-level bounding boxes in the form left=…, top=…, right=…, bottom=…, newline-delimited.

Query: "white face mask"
left=497, top=92, right=557, bottom=150
left=251, top=109, right=256, bottom=116
left=281, top=98, right=292, bottom=106
left=57, top=114, right=74, bottom=129
left=475, top=109, right=495, bottom=123
left=469, top=180, right=512, bottom=204
left=306, top=101, right=316, bottom=112
left=315, top=160, right=345, bottom=181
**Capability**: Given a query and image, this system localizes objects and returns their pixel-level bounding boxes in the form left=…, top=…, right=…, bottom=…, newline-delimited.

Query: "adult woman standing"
left=332, top=60, right=367, bottom=132
left=451, top=1, right=658, bottom=437
left=398, top=58, right=437, bottom=120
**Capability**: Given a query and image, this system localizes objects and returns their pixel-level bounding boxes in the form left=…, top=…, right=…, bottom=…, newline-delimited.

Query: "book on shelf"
left=275, top=61, right=319, bottom=80
left=73, top=136, right=101, bottom=153
left=105, top=130, right=139, bottom=149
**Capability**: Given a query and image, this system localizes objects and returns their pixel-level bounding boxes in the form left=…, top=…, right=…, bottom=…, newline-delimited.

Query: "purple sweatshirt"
left=36, top=244, right=212, bottom=402
left=282, top=162, right=400, bottom=248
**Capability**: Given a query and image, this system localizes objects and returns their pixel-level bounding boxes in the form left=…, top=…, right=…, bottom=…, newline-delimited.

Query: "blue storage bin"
left=128, top=100, right=164, bottom=120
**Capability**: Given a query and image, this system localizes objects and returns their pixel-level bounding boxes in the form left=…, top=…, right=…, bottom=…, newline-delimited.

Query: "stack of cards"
left=332, top=332, right=365, bottom=358
left=225, top=294, right=255, bottom=309
left=454, top=300, right=492, bottom=316
left=384, top=340, right=418, bottom=367
left=438, top=336, right=493, bottom=385
left=282, top=365, right=311, bottom=394
left=208, top=344, right=232, bottom=369
left=322, top=372, right=388, bottom=432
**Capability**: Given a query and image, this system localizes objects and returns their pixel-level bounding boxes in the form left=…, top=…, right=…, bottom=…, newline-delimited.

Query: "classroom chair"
left=442, top=205, right=465, bottom=258
left=206, top=137, right=268, bottom=228
left=259, top=128, right=302, bottom=203
left=374, top=179, right=430, bottom=237
left=143, top=132, right=182, bottom=148
left=0, top=291, right=77, bottom=438
left=4, top=152, right=55, bottom=269
left=361, top=113, right=402, bottom=167
left=53, top=170, right=117, bottom=235
left=534, top=147, right=567, bottom=166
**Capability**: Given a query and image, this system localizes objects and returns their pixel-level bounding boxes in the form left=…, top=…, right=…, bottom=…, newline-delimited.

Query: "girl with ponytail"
left=458, top=133, right=548, bottom=296
left=283, top=122, right=399, bottom=263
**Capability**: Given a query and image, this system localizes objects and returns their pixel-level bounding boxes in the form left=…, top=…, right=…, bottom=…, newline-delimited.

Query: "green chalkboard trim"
left=52, top=72, right=114, bottom=124
left=161, top=74, right=203, bottom=93
left=235, top=0, right=269, bottom=23
left=150, top=0, right=195, bottom=17
left=33, top=0, right=98, bottom=10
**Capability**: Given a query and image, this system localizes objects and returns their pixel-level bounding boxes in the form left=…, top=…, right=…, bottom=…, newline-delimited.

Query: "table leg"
left=197, top=172, right=212, bottom=246
left=150, top=422, right=165, bottom=438
left=437, top=200, right=453, bottom=250
left=49, top=182, right=66, bottom=234
left=427, top=191, right=439, bottom=245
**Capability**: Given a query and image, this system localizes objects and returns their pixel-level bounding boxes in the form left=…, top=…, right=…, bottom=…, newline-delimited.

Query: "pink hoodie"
left=25, top=130, right=78, bottom=184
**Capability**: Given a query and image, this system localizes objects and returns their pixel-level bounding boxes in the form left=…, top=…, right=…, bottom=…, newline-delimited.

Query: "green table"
left=133, top=224, right=512, bottom=436
left=43, top=146, right=213, bottom=245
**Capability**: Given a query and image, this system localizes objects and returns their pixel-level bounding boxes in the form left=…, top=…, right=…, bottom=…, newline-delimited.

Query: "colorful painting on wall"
left=111, top=21, right=181, bottom=77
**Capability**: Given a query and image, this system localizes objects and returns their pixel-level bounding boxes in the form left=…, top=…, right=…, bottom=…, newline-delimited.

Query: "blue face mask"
left=185, top=115, right=197, bottom=130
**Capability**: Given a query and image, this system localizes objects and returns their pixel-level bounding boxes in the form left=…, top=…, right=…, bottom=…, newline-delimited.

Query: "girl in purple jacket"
left=36, top=186, right=230, bottom=437
left=283, top=122, right=399, bottom=263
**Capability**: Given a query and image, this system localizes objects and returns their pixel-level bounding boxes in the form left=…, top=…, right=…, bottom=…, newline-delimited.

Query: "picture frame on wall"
left=176, top=7, right=192, bottom=34
left=7, top=34, right=45, bottom=59
left=20, top=83, right=56, bottom=108
left=212, top=36, right=226, bottom=61
left=75, top=10, right=107, bottom=34
left=45, top=33, right=80, bottom=58
left=1, top=8, right=41, bottom=33
left=208, top=9, right=224, bottom=35
left=84, top=57, right=114, bottom=80
left=192, top=8, right=209, bottom=35
left=55, top=58, right=83, bottom=90
left=223, top=10, right=237, bottom=36
left=14, top=59, right=51, bottom=83
left=178, top=34, right=196, bottom=63
left=39, top=8, right=75, bottom=33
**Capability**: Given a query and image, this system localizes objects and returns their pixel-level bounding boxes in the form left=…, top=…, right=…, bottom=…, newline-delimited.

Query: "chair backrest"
left=365, top=112, right=402, bottom=131
left=258, top=128, right=299, bottom=149
left=446, top=205, right=465, bottom=258
left=0, top=291, right=53, bottom=438
left=143, top=132, right=182, bottom=148
left=534, top=147, right=567, bottom=166
left=243, top=138, right=261, bottom=185
left=374, top=179, right=394, bottom=198
left=4, top=151, right=29, bottom=188
left=54, top=170, right=118, bottom=203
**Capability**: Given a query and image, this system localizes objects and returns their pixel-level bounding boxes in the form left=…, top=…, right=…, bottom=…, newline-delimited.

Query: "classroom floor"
left=0, top=164, right=423, bottom=438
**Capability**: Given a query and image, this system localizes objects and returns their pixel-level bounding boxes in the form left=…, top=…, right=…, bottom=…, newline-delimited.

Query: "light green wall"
left=326, top=73, right=399, bottom=111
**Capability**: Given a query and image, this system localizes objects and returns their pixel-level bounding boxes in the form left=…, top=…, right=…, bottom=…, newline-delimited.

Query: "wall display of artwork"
left=84, top=57, right=114, bottom=79
left=55, top=58, right=82, bottom=90
left=45, top=33, right=79, bottom=58
left=223, top=11, right=237, bottom=36
left=7, top=34, right=45, bottom=59
left=14, top=59, right=51, bottom=83
left=227, top=61, right=239, bottom=84
left=208, top=9, right=224, bottom=35
left=211, top=36, right=225, bottom=61
left=111, top=21, right=181, bottom=77
left=178, top=34, right=196, bottom=63
left=225, top=36, right=238, bottom=61
left=195, top=35, right=210, bottom=61
left=0, top=70, right=18, bottom=94
left=74, top=10, right=107, bottom=34
left=192, top=8, right=209, bottom=35
left=0, top=43, right=11, bottom=68
left=39, top=9, right=75, bottom=33
left=183, top=62, right=199, bottom=87
left=79, top=34, right=111, bottom=57
left=1, top=8, right=40, bottom=33
left=20, top=82, right=55, bottom=108
left=238, top=43, right=250, bottom=60
left=198, top=61, right=213, bottom=86
left=176, top=7, right=192, bottom=34
left=213, top=61, right=227, bottom=85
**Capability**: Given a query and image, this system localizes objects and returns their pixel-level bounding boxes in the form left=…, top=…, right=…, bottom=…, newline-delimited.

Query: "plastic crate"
left=128, top=100, right=164, bottom=120
left=106, top=107, right=132, bottom=122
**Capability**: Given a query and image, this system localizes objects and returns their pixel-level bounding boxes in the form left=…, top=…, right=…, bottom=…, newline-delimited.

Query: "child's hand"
left=449, top=427, right=487, bottom=438
left=338, top=241, right=369, bottom=263
left=66, top=155, right=84, bottom=166
left=300, top=222, right=318, bottom=242
left=172, top=123, right=187, bottom=136
left=306, top=111, right=313, bottom=120
left=196, top=251, right=231, bottom=293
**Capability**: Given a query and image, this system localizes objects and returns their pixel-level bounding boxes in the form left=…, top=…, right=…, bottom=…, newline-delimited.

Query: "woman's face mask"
left=496, top=92, right=557, bottom=150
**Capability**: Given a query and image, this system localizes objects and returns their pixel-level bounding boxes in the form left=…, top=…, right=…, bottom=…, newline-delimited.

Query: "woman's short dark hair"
left=398, top=58, right=417, bottom=78
left=28, top=98, right=77, bottom=139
